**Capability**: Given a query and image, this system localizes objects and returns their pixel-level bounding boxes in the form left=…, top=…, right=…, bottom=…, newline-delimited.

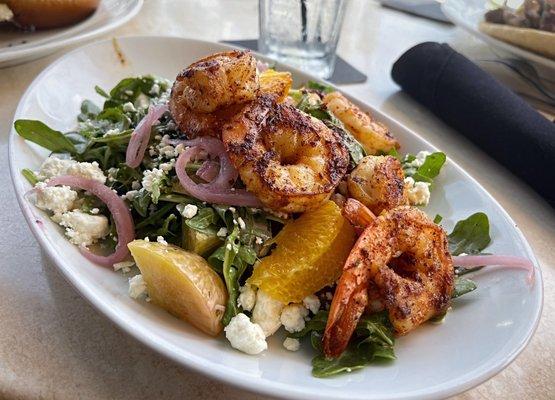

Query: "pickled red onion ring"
left=125, top=104, right=168, bottom=168
left=176, top=137, right=261, bottom=206
left=47, top=176, right=135, bottom=267
left=196, top=160, right=220, bottom=183
left=453, top=254, right=535, bottom=284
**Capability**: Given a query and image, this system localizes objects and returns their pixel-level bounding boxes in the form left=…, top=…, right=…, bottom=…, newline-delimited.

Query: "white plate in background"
left=8, top=36, right=543, bottom=400
left=0, top=0, right=142, bottom=68
left=442, top=0, right=555, bottom=70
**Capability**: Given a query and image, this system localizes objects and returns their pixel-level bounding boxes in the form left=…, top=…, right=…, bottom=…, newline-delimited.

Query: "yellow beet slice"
left=248, top=201, right=356, bottom=303
left=128, top=240, right=227, bottom=336
left=259, top=69, right=292, bottom=102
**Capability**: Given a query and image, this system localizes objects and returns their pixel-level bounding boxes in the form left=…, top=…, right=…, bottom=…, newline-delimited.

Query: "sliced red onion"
left=176, top=137, right=261, bottom=207
left=183, top=137, right=238, bottom=188
left=453, top=255, right=535, bottom=284
left=196, top=160, right=220, bottom=182
left=257, top=60, right=269, bottom=73
left=126, top=104, right=169, bottom=168
left=48, top=175, right=135, bottom=267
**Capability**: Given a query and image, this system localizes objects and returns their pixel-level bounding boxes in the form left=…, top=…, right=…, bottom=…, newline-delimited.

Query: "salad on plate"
left=14, top=50, right=535, bottom=377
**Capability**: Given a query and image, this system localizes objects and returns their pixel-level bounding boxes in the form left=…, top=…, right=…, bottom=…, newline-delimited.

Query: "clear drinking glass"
left=258, top=0, right=348, bottom=79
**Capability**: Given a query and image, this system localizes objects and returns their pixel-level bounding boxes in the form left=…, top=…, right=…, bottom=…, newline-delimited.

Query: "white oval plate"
left=442, top=0, right=555, bottom=70
left=0, top=0, right=142, bottom=68
left=8, top=36, right=543, bottom=400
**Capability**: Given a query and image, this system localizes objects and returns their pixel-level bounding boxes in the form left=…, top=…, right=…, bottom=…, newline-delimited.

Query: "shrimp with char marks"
left=222, top=94, right=349, bottom=214
left=169, top=50, right=259, bottom=138
left=348, top=155, right=408, bottom=215
left=324, top=200, right=454, bottom=358
left=323, top=91, right=399, bottom=155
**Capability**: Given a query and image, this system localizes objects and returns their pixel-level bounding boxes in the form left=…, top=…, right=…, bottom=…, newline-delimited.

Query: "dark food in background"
left=485, top=0, right=555, bottom=32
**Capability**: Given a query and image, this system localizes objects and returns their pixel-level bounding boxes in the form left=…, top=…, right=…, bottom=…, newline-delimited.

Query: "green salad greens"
left=14, top=75, right=284, bottom=323
left=14, top=73, right=498, bottom=379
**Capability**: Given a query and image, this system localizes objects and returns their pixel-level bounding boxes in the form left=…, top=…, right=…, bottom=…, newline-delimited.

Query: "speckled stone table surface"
left=0, top=1, right=553, bottom=399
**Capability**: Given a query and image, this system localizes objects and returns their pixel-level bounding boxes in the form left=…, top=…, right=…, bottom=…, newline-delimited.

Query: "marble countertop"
left=0, top=1, right=553, bottom=399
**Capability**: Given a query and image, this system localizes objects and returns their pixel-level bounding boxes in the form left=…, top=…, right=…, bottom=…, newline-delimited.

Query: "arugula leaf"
left=312, top=347, right=370, bottom=378
left=448, top=212, right=491, bottom=255
left=153, top=213, right=178, bottom=238
left=288, top=310, right=329, bottom=339
left=63, top=131, right=90, bottom=155
left=413, top=152, right=446, bottom=182
left=307, top=80, right=335, bottom=94
left=14, top=120, right=77, bottom=154
left=291, top=310, right=395, bottom=377
left=403, top=152, right=446, bottom=183
left=78, top=100, right=101, bottom=122
left=355, top=313, right=394, bottom=347
left=131, top=190, right=152, bottom=217
left=135, top=202, right=174, bottom=229
left=294, top=93, right=366, bottom=167
left=452, top=277, right=477, bottom=298
left=21, top=168, right=39, bottom=185
left=95, top=85, right=110, bottom=98
left=221, top=227, right=242, bottom=325
left=325, top=120, right=366, bottom=166
left=184, top=207, right=219, bottom=235
left=310, top=312, right=395, bottom=377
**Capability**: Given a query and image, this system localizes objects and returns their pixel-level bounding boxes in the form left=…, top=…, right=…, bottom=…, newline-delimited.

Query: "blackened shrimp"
left=323, top=204, right=454, bottom=358
left=348, top=155, right=408, bottom=215
left=169, top=50, right=259, bottom=137
left=323, top=91, right=399, bottom=155
left=221, top=95, right=349, bottom=214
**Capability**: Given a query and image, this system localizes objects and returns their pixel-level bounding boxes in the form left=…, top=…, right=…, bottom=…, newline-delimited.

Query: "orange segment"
left=248, top=201, right=356, bottom=303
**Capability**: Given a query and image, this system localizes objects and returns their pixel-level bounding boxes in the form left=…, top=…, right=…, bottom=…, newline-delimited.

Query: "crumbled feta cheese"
left=65, top=161, right=106, bottom=183
left=226, top=243, right=232, bottom=251
left=181, top=204, right=198, bottom=219
left=122, top=102, right=136, bottom=112
left=37, top=156, right=76, bottom=180
left=217, top=227, right=228, bottom=237
left=255, top=237, right=263, bottom=245
left=0, top=4, right=14, bottom=22
left=144, top=237, right=150, bottom=242
left=128, top=274, right=147, bottom=299
left=34, top=183, right=78, bottom=215
left=224, top=313, right=267, bottom=355
left=404, top=177, right=431, bottom=206
left=280, top=304, right=309, bottom=333
left=158, top=145, right=176, bottom=158
left=124, top=89, right=134, bottom=96
left=283, top=337, right=300, bottom=352
left=156, top=236, right=168, bottom=245
left=159, top=160, right=175, bottom=171
left=238, top=284, right=257, bottom=312
left=142, top=168, right=166, bottom=193
left=103, top=128, right=120, bottom=137
left=407, top=151, right=431, bottom=168
left=252, top=289, right=284, bottom=337
left=149, top=83, right=160, bottom=95
left=228, top=207, right=236, bottom=213
left=302, top=294, right=321, bottom=314
left=113, top=260, right=135, bottom=273
left=175, top=143, right=185, bottom=154
left=237, top=217, right=246, bottom=230
left=122, top=190, right=138, bottom=201
left=57, top=210, right=109, bottom=247
left=90, top=208, right=100, bottom=214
